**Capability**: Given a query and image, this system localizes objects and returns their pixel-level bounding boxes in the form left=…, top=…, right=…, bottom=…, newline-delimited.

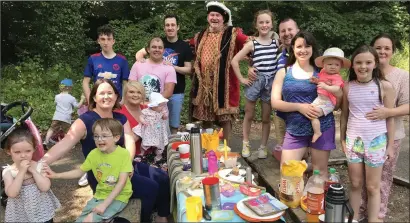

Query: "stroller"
left=0, top=101, right=45, bottom=207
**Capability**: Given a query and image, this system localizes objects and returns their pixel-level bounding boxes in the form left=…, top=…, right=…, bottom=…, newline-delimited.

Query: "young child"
left=2, top=127, right=61, bottom=222
left=340, top=45, right=395, bottom=222
left=45, top=118, right=133, bottom=223
left=44, top=78, right=84, bottom=146
left=132, top=92, right=169, bottom=163
left=231, top=10, right=279, bottom=159
left=310, top=47, right=350, bottom=143
left=77, top=93, right=88, bottom=116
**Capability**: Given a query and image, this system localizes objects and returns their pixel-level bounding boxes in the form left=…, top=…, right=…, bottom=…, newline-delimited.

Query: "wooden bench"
left=243, top=152, right=306, bottom=223
left=115, top=198, right=141, bottom=222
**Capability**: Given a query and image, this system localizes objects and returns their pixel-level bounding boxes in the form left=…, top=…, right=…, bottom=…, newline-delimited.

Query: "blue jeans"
left=168, top=93, right=185, bottom=129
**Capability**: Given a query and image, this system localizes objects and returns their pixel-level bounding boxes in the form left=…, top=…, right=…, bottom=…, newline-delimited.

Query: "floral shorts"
left=345, top=133, right=387, bottom=167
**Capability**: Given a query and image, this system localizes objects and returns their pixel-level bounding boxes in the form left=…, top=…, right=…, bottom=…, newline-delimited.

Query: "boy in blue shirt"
left=83, top=24, right=130, bottom=102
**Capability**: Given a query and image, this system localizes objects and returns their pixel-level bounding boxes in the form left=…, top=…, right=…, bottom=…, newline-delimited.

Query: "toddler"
left=133, top=92, right=169, bottom=162
left=45, top=118, right=133, bottom=222
left=44, top=78, right=84, bottom=146
left=3, top=127, right=60, bottom=222
left=310, top=47, right=350, bottom=142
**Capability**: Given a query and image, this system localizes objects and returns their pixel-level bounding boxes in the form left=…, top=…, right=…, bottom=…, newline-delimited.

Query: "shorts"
left=75, top=198, right=127, bottom=222
left=282, top=126, right=336, bottom=151
left=244, top=75, right=273, bottom=102
left=168, top=93, right=184, bottom=129
left=345, top=133, right=387, bottom=167
left=311, top=95, right=335, bottom=116
left=49, top=120, right=71, bottom=133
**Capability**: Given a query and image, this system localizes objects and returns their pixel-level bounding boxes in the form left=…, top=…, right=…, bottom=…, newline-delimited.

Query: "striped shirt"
left=347, top=80, right=387, bottom=149
left=251, top=39, right=279, bottom=77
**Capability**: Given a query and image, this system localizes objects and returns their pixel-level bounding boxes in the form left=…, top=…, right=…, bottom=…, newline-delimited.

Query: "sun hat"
left=206, top=1, right=232, bottom=26
left=147, top=92, right=169, bottom=108
left=315, top=47, right=351, bottom=69
left=60, top=78, right=73, bottom=87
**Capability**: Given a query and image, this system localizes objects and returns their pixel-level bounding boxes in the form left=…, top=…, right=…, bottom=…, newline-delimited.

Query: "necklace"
left=356, top=78, right=373, bottom=84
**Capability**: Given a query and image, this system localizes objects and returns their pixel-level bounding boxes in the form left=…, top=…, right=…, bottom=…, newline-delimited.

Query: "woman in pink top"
left=340, top=45, right=395, bottom=222
left=129, top=37, right=177, bottom=100
left=359, top=33, right=410, bottom=221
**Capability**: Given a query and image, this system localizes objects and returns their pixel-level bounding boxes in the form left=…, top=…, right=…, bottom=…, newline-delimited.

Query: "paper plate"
left=218, top=168, right=251, bottom=183
left=234, top=197, right=284, bottom=222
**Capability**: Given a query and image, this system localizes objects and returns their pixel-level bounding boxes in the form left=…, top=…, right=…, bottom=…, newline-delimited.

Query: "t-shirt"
left=317, top=69, right=344, bottom=105
left=128, top=61, right=177, bottom=99
left=385, top=67, right=409, bottom=140
left=275, top=48, right=289, bottom=119
left=53, top=93, right=79, bottom=123
left=80, top=146, right=133, bottom=203
left=84, top=53, right=130, bottom=96
left=162, top=38, right=193, bottom=94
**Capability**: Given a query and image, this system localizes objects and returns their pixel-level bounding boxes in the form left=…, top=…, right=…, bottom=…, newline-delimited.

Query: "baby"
left=310, top=47, right=351, bottom=143
left=133, top=92, right=169, bottom=163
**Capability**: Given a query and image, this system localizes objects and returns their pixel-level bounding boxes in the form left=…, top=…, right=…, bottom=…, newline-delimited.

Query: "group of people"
left=2, top=1, right=409, bottom=223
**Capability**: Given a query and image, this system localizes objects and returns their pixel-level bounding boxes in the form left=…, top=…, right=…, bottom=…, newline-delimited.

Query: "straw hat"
left=315, top=47, right=351, bottom=69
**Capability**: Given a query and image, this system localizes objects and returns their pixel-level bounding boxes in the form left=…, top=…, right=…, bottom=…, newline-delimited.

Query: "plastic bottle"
left=207, top=150, right=218, bottom=175
left=306, top=170, right=325, bottom=223
left=324, top=168, right=340, bottom=209
left=325, top=168, right=340, bottom=193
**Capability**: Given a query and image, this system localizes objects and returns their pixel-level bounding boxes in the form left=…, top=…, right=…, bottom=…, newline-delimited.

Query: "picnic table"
left=167, top=139, right=286, bottom=222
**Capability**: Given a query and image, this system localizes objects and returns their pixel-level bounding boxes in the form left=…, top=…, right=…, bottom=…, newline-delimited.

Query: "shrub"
left=0, top=59, right=83, bottom=130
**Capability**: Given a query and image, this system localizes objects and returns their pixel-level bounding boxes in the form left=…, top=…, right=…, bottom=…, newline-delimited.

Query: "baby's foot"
left=312, top=132, right=322, bottom=143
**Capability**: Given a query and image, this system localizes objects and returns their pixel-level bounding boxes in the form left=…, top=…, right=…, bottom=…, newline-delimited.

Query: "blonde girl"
left=231, top=10, right=279, bottom=159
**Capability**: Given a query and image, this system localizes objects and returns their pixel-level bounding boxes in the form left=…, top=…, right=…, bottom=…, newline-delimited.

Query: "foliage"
left=1, top=1, right=409, bottom=128
left=0, top=59, right=83, bottom=130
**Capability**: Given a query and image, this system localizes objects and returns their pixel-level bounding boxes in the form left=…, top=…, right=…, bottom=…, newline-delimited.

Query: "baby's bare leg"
left=311, top=106, right=324, bottom=143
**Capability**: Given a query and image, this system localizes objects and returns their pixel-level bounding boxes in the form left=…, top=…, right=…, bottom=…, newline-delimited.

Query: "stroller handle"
left=1, top=101, right=33, bottom=123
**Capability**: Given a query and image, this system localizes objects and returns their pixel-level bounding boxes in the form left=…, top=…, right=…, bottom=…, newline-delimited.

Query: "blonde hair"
left=122, top=81, right=146, bottom=101
left=253, top=10, right=275, bottom=37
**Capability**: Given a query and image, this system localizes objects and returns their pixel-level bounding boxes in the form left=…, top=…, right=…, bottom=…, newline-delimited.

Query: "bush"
left=0, top=59, right=83, bottom=130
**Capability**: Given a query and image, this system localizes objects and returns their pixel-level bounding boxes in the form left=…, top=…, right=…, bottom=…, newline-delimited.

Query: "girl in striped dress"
left=231, top=9, right=279, bottom=159
left=340, top=45, right=395, bottom=222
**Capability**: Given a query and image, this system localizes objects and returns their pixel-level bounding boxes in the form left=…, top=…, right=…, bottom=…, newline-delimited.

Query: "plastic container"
left=324, top=168, right=340, bottom=208
left=306, top=170, right=325, bottom=223
left=207, top=150, right=218, bottom=175
left=279, top=160, right=307, bottom=208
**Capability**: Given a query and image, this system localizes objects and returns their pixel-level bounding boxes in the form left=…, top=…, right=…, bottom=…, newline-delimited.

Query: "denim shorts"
left=168, top=93, right=185, bottom=128
left=76, top=198, right=127, bottom=222
left=244, top=74, right=274, bottom=102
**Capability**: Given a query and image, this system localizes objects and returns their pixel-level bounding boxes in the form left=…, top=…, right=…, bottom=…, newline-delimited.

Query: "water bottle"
left=306, top=170, right=325, bottom=223
left=190, top=127, right=203, bottom=175
left=207, top=150, right=218, bottom=175
left=324, top=168, right=340, bottom=208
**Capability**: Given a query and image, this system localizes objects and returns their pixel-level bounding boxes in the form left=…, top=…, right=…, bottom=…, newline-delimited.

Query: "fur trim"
left=206, top=1, right=232, bottom=26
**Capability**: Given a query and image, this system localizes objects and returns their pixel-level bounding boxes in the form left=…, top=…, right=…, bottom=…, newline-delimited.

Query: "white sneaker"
left=242, top=143, right=251, bottom=158
left=258, top=147, right=267, bottom=159
left=78, top=173, right=88, bottom=186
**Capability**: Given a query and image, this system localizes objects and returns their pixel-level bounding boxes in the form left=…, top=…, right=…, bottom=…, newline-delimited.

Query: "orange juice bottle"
left=306, top=170, right=325, bottom=223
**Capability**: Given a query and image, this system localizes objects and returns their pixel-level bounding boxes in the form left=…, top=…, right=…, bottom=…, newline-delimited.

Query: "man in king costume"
left=189, top=1, right=248, bottom=144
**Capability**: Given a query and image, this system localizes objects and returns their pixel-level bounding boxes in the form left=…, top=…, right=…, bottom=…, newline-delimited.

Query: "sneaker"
left=242, top=143, right=251, bottom=158
left=258, top=147, right=268, bottom=159
left=78, top=173, right=88, bottom=186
